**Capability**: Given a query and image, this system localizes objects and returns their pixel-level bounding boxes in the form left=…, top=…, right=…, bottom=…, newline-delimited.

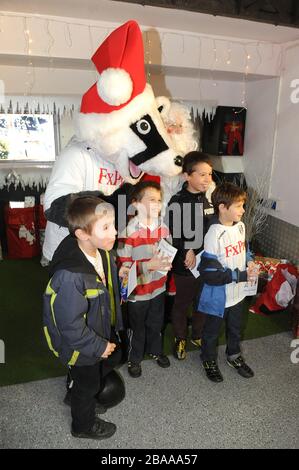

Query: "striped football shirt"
left=117, top=216, right=171, bottom=302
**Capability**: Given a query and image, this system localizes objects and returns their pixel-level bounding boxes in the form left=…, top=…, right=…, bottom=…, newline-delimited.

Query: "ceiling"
left=2, top=0, right=299, bottom=43
left=115, top=0, right=299, bottom=29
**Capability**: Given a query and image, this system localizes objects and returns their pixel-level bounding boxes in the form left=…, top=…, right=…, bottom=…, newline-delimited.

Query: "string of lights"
left=0, top=10, right=283, bottom=104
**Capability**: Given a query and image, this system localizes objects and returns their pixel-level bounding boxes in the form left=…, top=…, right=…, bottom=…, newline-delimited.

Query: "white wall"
left=244, top=77, right=279, bottom=193
left=0, top=11, right=282, bottom=79
left=269, top=43, right=299, bottom=227
left=150, top=75, right=244, bottom=105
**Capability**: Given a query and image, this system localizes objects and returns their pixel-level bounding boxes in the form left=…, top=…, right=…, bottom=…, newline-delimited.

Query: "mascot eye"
left=136, top=119, right=151, bottom=135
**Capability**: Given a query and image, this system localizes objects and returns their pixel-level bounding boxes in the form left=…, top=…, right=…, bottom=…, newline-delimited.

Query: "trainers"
left=202, top=360, right=223, bottom=383
left=227, top=355, right=254, bottom=378
left=174, top=339, right=187, bottom=360
left=127, top=362, right=142, bottom=378
left=149, top=354, right=170, bottom=368
left=71, top=417, right=116, bottom=440
left=190, top=338, right=202, bottom=348
left=63, top=391, right=107, bottom=415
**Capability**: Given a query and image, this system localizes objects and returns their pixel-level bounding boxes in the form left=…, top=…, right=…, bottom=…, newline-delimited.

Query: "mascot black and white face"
left=76, top=85, right=183, bottom=184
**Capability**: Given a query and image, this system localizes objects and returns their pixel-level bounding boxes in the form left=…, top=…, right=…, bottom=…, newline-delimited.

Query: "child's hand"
left=184, top=249, right=196, bottom=270
left=101, top=342, right=116, bottom=359
left=119, top=266, right=130, bottom=279
left=247, top=263, right=259, bottom=283
left=147, top=253, right=172, bottom=272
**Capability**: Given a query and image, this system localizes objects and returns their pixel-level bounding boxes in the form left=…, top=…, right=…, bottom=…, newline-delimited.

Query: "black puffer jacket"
left=165, top=182, right=214, bottom=276
left=43, top=235, right=123, bottom=367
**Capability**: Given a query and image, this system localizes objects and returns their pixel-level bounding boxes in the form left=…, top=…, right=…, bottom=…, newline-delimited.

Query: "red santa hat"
left=77, top=20, right=160, bottom=142
left=81, top=20, right=146, bottom=114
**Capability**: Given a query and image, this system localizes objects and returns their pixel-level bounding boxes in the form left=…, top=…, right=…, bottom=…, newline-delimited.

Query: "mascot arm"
left=45, top=183, right=134, bottom=228
left=44, top=191, right=102, bottom=227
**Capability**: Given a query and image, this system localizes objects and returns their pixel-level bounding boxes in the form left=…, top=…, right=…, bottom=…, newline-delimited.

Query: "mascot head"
left=76, top=20, right=183, bottom=184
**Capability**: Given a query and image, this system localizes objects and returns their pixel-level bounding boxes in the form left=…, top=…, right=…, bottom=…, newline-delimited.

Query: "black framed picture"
left=202, top=106, right=246, bottom=156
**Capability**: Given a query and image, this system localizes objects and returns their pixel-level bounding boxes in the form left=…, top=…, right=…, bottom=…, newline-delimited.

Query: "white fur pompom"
left=97, top=68, right=133, bottom=106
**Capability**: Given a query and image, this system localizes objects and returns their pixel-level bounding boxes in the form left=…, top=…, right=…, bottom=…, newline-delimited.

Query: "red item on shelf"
left=224, top=121, right=244, bottom=155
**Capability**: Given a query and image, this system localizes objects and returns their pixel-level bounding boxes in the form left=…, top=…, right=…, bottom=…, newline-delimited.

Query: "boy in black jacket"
left=43, top=195, right=127, bottom=440
left=166, top=151, right=215, bottom=360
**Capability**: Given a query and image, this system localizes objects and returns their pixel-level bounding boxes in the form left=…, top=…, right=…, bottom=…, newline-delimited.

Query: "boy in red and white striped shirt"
left=117, top=181, right=172, bottom=378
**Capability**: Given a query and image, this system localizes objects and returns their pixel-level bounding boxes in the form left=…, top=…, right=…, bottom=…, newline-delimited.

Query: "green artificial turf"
left=0, top=257, right=292, bottom=386
left=0, top=257, right=65, bottom=386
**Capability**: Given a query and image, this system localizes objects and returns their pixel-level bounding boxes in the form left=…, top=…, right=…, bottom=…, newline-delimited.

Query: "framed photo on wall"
left=0, top=114, right=56, bottom=162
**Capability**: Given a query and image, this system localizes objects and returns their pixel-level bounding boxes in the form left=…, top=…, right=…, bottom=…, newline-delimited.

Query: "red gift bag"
left=37, top=204, right=47, bottom=230
left=37, top=204, right=47, bottom=249
left=4, top=205, right=40, bottom=259
left=250, top=263, right=298, bottom=315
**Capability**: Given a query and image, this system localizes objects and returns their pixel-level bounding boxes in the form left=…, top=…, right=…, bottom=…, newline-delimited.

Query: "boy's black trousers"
left=171, top=273, right=206, bottom=340
left=201, top=300, right=243, bottom=362
left=127, top=292, right=165, bottom=364
left=70, top=328, right=122, bottom=433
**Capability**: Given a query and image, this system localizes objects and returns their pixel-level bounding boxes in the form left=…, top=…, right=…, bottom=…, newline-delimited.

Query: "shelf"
left=0, top=54, right=277, bottom=82
left=0, top=161, right=54, bottom=169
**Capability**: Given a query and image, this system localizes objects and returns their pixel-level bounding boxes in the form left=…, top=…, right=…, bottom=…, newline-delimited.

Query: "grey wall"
left=256, top=215, right=299, bottom=264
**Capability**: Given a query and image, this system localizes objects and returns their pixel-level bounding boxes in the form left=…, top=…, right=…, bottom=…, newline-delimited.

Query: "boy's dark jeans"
left=201, top=301, right=243, bottom=362
left=70, top=328, right=122, bottom=433
left=171, top=274, right=206, bottom=340
left=127, top=292, right=165, bottom=364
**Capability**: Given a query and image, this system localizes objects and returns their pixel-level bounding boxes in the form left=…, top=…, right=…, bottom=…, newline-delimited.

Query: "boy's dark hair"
left=66, top=195, right=114, bottom=237
left=130, top=180, right=162, bottom=203
left=211, top=182, right=247, bottom=215
left=182, top=151, right=212, bottom=175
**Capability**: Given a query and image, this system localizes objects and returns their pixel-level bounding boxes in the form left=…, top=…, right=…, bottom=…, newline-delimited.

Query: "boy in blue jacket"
left=198, top=182, right=258, bottom=383
left=43, top=195, right=126, bottom=440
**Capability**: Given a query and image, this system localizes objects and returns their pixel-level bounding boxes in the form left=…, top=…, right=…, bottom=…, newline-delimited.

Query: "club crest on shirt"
left=238, top=223, right=244, bottom=235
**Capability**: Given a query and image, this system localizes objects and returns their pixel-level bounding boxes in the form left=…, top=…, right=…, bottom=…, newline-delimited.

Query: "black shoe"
left=127, top=362, right=142, bottom=378
left=202, top=360, right=224, bottom=383
left=227, top=355, right=254, bottom=378
left=71, top=417, right=116, bottom=440
left=149, top=354, right=170, bottom=368
left=173, top=338, right=187, bottom=360
left=63, top=391, right=107, bottom=414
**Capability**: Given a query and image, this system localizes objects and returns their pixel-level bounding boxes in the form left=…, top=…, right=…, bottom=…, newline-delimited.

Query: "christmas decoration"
left=224, top=121, right=244, bottom=155
left=250, top=261, right=298, bottom=315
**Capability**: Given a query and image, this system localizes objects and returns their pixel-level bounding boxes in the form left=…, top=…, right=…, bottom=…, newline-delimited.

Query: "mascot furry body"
left=43, top=20, right=186, bottom=261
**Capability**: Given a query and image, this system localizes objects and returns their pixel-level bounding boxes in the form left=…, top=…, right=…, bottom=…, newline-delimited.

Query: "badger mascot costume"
left=42, top=20, right=189, bottom=262
left=43, top=20, right=211, bottom=410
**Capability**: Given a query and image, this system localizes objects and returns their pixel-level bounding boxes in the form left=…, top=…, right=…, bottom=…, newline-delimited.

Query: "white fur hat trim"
left=97, top=68, right=133, bottom=106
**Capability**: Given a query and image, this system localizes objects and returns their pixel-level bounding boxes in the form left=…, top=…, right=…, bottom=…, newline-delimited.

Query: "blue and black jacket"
left=43, top=235, right=123, bottom=367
